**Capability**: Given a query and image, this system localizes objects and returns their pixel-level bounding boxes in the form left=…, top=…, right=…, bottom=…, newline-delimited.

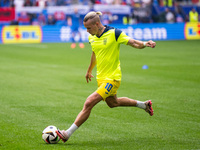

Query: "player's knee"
left=107, top=104, right=115, bottom=108
left=84, top=100, right=92, bottom=110
left=83, top=97, right=95, bottom=110
left=107, top=101, right=119, bottom=108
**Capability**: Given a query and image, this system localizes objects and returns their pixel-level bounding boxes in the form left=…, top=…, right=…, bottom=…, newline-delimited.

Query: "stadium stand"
left=0, top=0, right=199, bottom=26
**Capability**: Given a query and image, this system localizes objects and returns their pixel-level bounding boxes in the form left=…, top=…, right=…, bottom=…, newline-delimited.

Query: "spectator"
left=10, top=0, right=15, bottom=7
left=189, top=7, right=199, bottom=22
left=46, top=0, right=56, bottom=6
left=141, top=0, right=152, bottom=23
left=102, top=11, right=113, bottom=24
left=37, top=13, right=46, bottom=25
left=101, top=0, right=114, bottom=4
left=54, top=11, right=65, bottom=25
left=23, top=0, right=33, bottom=6
left=124, top=0, right=134, bottom=6
left=162, top=0, right=174, bottom=7
left=176, top=14, right=184, bottom=22
left=65, top=0, right=72, bottom=5
left=90, top=0, right=95, bottom=4
left=71, top=0, right=79, bottom=4
left=18, top=12, right=30, bottom=25
left=46, top=14, right=56, bottom=25
left=36, top=0, right=47, bottom=7
left=133, top=3, right=152, bottom=23
left=192, top=0, right=199, bottom=5
left=10, top=20, right=19, bottom=25
left=95, top=0, right=101, bottom=4
left=174, top=5, right=185, bottom=23
left=165, top=8, right=175, bottom=23
left=157, top=7, right=175, bottom=23
left=14, top=0, right=24, bottom=8
left=56, top=0, right=65, bottom=5
left=123, top=15, right=128, bottom=24
left=0, top=0, right=10, bottom=7
left=113, top=0, right=122, bottom=4
left=142, top=0, right=152, bottom=6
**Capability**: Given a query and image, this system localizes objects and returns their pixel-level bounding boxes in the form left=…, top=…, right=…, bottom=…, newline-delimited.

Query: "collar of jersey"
left=96, top=25, right=114, bottom=38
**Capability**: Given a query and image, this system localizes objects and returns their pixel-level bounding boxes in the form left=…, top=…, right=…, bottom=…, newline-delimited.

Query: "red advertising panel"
left=0, top=7, right=15, bottom=21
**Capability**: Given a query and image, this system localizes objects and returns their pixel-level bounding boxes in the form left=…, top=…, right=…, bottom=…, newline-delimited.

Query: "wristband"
left=143, top=42, right=147, bottom=47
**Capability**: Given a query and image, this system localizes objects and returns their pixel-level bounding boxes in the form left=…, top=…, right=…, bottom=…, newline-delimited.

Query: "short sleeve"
left=115, top=29, right=130, bottom=45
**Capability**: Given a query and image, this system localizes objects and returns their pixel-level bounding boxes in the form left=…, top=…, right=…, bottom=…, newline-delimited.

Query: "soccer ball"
left=42, top=125, right=60, bottom=144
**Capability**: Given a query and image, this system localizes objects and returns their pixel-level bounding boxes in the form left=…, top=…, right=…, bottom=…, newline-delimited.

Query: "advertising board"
left=184, top=23, right=200, bottom=40
left=1, top=26, right=42, bottom=44
left=0, top=23, right=199, bottom=44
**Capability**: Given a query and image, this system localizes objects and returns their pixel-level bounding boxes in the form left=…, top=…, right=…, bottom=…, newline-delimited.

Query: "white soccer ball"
left=42, top=125, right=60, bottom=144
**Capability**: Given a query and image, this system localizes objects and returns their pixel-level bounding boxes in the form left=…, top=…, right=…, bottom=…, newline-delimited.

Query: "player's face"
left=84, top=20, right=98, bottom=36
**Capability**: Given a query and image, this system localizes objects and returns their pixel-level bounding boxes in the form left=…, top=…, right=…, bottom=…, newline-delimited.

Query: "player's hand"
left=146, top=40, right=156, bottom=48
left=85, top=72, right=94, bottom=83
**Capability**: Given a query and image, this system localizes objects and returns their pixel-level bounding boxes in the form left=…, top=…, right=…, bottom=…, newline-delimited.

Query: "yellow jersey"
left=88, top=26, right=130, bottom=81
left=189, top=11, right=199, bottom=22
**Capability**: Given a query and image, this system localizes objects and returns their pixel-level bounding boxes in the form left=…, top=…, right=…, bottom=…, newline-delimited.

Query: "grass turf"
left=0, top=40, right=200, bottom=150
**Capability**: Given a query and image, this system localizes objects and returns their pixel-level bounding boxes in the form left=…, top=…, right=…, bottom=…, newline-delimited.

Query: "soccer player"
left=68, top=7, right=85, bottom=49
left=56, top=11, right=156, bottom=142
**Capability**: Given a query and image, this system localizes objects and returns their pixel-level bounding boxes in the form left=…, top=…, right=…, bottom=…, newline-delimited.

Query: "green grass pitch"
left=0, top=40, right=200, bottom=150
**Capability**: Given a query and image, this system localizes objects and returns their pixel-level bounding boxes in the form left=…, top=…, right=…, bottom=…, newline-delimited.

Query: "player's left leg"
left=144, top=100, right=153, bottom=116
left=105, top=96, right=153, bottom=116
left=71, top=32, right=76, bottom=48
left=105, top=96, right=137, bottom=107
left=78, top=32, right=85, bottom=48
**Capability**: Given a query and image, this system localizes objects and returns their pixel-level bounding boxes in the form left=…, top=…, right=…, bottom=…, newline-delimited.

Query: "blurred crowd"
left=0, top=0, right=200, bottom=7
left=0, top=0, right=199, bottom=26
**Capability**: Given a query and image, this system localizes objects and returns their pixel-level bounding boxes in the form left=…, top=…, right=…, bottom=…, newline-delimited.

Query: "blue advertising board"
left=113, top=23, right=185, bottom=41
left=41, top=23, right=185, bottom=43
left=0, top=26, right=2, bottom=43
left=0, top=23, right=198, bottom=44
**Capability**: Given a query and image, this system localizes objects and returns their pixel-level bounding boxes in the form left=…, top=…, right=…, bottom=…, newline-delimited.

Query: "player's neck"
left=97, top=26, right=106, bottom=37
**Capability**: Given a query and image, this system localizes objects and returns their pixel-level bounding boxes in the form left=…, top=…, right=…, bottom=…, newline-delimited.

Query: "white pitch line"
left=13, top=44, right=48, bottom=49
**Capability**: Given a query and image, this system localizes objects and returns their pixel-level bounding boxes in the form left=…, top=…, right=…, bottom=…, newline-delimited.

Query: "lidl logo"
left=2, top=25, right=42, bottom=44
left=185, top=23, right=200, bottom=40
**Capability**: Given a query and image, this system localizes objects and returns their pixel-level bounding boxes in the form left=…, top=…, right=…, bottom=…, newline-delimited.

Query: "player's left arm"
left=127, top=39, right=156, bottom=49
left=67, top=16, right=72, bottom=26
left=115, top=29, right=156, bottom=49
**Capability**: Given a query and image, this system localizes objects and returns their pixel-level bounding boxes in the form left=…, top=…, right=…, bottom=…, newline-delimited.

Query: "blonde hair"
left=83, top=11, right=102, bottom=23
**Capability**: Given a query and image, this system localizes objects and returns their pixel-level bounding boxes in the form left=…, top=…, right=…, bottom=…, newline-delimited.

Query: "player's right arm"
left=85, top=51, right=96, bottom=83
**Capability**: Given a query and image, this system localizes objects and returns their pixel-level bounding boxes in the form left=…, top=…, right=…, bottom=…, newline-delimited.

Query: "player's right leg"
left=56, top=129, right=69, bottom=143
left=56, top=92, right=103, bottom=142
left=74, top=92, right=103, bottom=127
left=79, top=43, right=85, bottom=48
